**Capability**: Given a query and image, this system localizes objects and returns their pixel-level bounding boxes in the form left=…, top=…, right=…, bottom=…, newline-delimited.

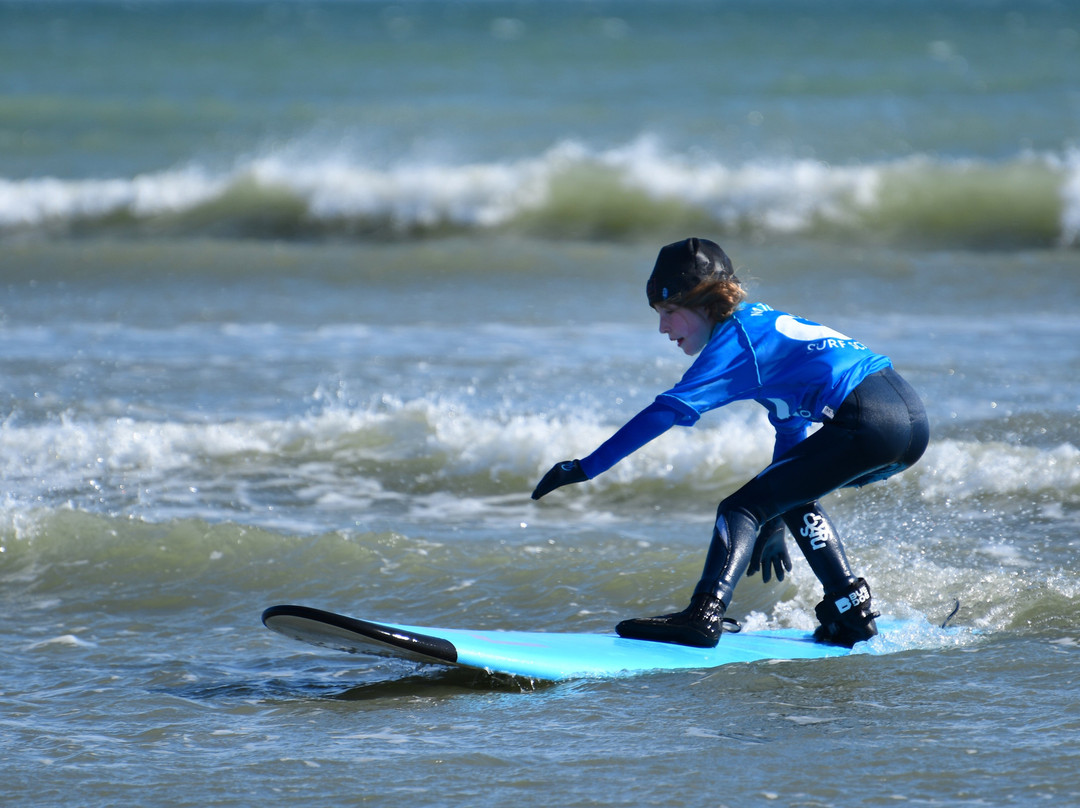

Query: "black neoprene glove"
left=747, top=516, right=793, bottom=583
left=531, top=460, right=587, bottom=500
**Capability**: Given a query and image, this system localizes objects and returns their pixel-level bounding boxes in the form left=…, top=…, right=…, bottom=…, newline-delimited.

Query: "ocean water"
left=2, top=1, right=1080, bottom=806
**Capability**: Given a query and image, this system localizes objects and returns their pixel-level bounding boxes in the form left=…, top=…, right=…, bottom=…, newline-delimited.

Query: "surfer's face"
left=656, top=304, right=712, bottom=356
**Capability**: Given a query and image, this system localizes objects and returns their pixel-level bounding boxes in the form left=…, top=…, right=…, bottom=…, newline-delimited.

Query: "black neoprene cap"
left=646, top=237, right=736, bottom=306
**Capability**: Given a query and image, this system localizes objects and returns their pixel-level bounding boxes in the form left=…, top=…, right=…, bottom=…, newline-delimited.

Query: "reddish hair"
left=656, top=276, right=746, bottom=324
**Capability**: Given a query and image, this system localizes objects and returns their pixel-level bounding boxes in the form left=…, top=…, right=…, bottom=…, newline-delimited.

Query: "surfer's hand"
left=747, top=517, right=792, bottom=583
left=531, top=460, right=587, bottom=500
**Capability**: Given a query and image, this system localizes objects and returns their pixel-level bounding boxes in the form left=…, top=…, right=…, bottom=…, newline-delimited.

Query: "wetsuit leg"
left=614, top=510, right=756, bottom=648
left=695, top=508, right=758, bottom=605
left=716, top=368, right=927, bottom=645
left=782, top=501, right=854, bottom=593
left=723, top=368, right=929, bottom=530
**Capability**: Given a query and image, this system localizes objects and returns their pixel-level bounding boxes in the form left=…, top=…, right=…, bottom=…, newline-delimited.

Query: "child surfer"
left=531, top=238, right=929, bottom=648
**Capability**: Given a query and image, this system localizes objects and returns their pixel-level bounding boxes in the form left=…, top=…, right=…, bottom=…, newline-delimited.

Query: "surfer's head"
left=646, top=237, right=745, bottom=324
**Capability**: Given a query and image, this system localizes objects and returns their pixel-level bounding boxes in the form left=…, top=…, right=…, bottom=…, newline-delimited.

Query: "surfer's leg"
left=616, top=508, right=757, bottom=648
left=615, top=485, right=857, bottom=648
left=644, top=405, right=879, bottom=648
left=751, top=370, right=926, bottom=645
left=721, top=456, right=882, bottom=647
left=781, top=500, right=879, bottom=647
left=615, top=495, right=877, bottom=649
left=783, top=501, right=855, bottom=592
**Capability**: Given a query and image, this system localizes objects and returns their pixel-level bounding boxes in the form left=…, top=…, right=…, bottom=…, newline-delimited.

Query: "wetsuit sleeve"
left=579, top=401, right=681, bottom=478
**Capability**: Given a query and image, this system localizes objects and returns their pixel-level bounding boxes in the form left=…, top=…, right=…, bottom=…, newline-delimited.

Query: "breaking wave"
left=2, top=396, right=1077, bottom=541
left=3, top=139, right=1079, bottom=248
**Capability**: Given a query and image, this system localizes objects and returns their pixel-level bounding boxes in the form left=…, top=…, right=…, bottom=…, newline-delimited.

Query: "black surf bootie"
left=615, top=592, right=727, bottom=648
left=813, top=577, right=880, bottom=647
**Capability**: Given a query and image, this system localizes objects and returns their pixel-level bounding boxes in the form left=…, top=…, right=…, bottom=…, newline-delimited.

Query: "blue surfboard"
left=261, top=604, right=943, bottom=681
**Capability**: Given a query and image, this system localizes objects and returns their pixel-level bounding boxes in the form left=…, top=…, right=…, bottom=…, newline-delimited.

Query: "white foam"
left=28, top=634, right=97, bottom=650
left=918, top=439, right=1080, bottom=500
left=247, top=150, right=537, bottom=228
left=0, top=167, right=225, bottom=227
left=3, top=393, right=1076, bottom=537
left=599, top=135, right=880, bottom=232
left=2, top=137, right=1072, bottom=240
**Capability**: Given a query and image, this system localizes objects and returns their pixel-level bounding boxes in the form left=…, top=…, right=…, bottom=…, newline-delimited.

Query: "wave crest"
left=3, top=139, right=1078, bottom=247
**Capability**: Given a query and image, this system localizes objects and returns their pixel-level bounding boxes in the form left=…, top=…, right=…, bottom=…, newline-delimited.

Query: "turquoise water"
left=2, top=2, right=1080, bottom=806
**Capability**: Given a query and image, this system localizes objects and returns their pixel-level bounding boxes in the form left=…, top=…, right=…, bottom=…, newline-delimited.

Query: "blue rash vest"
left=579, top=303, right=892, bottom=478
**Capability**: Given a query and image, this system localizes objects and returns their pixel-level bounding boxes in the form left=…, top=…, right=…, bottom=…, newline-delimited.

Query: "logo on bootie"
left=835, top=583, right=871, bottom=614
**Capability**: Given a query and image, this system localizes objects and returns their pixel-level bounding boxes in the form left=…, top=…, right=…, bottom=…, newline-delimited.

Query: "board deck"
left=261, top=604, right=930, bottom=681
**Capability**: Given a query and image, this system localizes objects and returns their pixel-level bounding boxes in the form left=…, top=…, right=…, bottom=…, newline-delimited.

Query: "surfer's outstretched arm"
left=531, top=402, right=678, bottom=500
